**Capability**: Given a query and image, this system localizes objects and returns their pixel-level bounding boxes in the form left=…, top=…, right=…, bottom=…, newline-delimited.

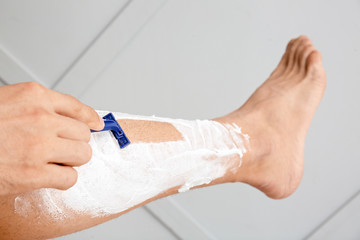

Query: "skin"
left=0, top=82, right=104, bottom=196
left=0, top=36, right=326, bottom=239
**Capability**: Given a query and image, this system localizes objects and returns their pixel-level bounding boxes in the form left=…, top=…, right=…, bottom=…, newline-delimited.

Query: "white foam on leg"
left=14, top=111, right=249, bottom=218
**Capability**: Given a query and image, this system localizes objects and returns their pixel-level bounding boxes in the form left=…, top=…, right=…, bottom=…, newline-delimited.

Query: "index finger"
left=48, top=90, right=104, bottom=131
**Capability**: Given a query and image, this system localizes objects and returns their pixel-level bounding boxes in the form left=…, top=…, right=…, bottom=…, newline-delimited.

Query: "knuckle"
left=22, top=81, right=46, bottom=95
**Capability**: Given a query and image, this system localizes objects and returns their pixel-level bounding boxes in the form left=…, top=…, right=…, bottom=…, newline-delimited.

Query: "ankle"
left=215, top=111, right=273, bottom=184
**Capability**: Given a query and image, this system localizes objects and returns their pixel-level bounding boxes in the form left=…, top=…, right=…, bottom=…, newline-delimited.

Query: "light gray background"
left=0, top=0, right=359, bottom=239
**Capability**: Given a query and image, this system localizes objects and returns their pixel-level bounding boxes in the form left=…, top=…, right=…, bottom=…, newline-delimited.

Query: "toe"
left=306, top=50, right=326, bottom=88
left=291, top=36, right=312, bottom=67
left=286, top=36, right=310, bottom=73
left=306, top=50, right=322, bottom=71
left=286, top=38, right=299, bottom=66
left=270, top=38, right=297, bottom=77
left=299, top=43, right=316, bottom=70
left=283, top=38, right=297, bottom=66
left=271, top=36, right=313, bottom=78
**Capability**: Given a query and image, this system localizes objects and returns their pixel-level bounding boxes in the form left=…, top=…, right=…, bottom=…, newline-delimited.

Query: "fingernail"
left=98, top=114, right=105, bottom=129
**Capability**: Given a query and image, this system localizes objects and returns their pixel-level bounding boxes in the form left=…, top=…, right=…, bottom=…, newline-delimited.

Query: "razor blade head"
left=91, top=112, right=130, bottom=149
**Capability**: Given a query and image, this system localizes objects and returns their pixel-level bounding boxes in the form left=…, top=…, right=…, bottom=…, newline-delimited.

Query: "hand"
left=0, top=82, right=104, bottom=195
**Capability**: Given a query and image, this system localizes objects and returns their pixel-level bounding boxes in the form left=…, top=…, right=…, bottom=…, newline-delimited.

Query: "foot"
left=223, top=36, right=326, bottom=199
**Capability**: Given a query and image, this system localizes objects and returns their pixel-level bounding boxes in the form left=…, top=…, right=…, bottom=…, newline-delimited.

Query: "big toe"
left=306, top=50, right=322, bottom=69
left=306, top=50, right=326, bottom=81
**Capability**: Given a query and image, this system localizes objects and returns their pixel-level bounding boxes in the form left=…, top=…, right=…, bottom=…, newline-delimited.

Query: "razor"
left=91, top=112, right=130, bottom=149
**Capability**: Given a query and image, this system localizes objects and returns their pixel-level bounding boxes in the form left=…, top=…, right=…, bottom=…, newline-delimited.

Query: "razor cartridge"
left=91, top=113, right=130, bottom=149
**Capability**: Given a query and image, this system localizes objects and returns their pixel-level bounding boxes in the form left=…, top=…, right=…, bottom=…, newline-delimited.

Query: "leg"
left=0, top=36, right=326, bottom=239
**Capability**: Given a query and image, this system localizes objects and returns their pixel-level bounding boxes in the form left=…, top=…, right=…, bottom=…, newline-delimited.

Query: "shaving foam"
left=14, top=111, right=249, bottom=218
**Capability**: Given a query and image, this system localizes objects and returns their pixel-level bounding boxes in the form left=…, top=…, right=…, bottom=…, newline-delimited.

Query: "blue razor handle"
left=91, top=113, right=130, bottom=149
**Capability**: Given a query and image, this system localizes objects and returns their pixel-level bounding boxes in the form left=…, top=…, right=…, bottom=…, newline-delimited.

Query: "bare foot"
left=222, top=36, right=326, bottom=199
